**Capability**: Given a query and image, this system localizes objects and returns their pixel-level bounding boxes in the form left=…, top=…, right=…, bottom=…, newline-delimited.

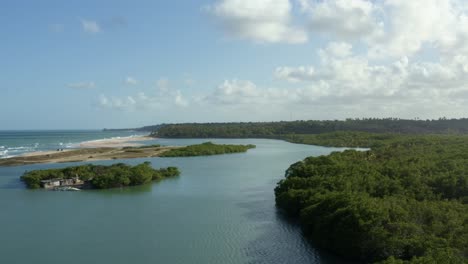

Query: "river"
left=0, top=138, right=352, bottom=264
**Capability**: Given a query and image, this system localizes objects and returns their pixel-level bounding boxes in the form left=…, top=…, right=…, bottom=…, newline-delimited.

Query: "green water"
left=0, top=139, right=350, bottom=264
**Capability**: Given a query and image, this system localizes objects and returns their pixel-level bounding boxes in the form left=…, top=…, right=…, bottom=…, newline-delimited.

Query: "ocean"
left=0, top=130, right=149, bottom=158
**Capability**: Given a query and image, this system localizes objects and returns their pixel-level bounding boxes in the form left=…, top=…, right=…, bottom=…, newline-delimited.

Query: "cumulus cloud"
left=99, top=95, right=136, bottom=110
left=174, top=90, right=189, bottom=107
left=96, top=0, right=468, bottom=119
left=98, top=89, right=190, bottom=111
left=273, top=41, right=468, bottom=116
left=275, top=66, right=315, bottom=82
left=205, top=79, right=299, bottom=105
left=299, top=0, right=383, bottom=41
left=206, top=0, right=468, bottom=59
left=68, top=81, right=95, bottom=89
left=295, top=0, right=468, bottom=59
left=368, top=0, right=462, bottom=58
left=81, top=19, right=101, bottom=33
left=207, top=0, right=307, bottom=44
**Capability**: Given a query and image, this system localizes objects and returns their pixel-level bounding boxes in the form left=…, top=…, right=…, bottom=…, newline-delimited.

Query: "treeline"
left=282, top=131, right=400, bottom=148
left=275, top=135, right=468, bottom=263
left=21, top=162, right=180, bottom=189
left=160, top=142, right=255, bottom=157
left=151, top=118, right=468, bottom=138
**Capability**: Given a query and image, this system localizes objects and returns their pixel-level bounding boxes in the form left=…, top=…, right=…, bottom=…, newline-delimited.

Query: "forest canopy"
left=159, top=142, right=255, bottom=157
left=151, top=118, right=468, bottom=138
left=275, top=135, right=468, bottom=263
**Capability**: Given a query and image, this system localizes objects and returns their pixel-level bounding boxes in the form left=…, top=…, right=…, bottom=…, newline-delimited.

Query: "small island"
left=21, top=162, right=180, bottom=190
left=159, top=142, right=256, bottom=157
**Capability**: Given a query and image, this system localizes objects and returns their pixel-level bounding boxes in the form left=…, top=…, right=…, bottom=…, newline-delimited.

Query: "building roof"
left=40, top=179, right=62, bottom=183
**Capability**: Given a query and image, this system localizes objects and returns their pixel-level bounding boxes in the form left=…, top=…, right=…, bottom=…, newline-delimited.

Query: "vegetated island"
left=144, top=121, right=468, bottom=263
left=159, top=141, right=255, bottom=157
left=21, top=162, right=180, bottom=190
left=0, top=142, right=256, bottom=167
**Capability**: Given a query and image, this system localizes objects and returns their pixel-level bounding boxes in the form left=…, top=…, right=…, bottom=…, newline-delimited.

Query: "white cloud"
left=205, top=79, right=298, bottom=105
left=367, top=0, right=460, bottom=58
left=125, top=76, right=138, bottom=85
left=98, top=88, right=189, bottom=111
left=275, top=66, right=315, bottom=82
left=95, top=0, right=468, bottom=119
left=300, top=0, right=383, bottom=41
left=273, top=40, right=468, bottom=116
left=206, top=0, right=468, bottom=60
left=81, top=19, right=101, bottom=33
left=207, top=0, right=307, bottom=44
left=99, top=95, right=136, bottom=110
left=174, top=90, right=189, bottom=107
left=68, top=81, right=95, bottom=89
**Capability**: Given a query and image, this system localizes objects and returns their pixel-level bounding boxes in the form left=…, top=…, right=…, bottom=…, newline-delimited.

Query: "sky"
left=2, top=0, right=468, bottom=129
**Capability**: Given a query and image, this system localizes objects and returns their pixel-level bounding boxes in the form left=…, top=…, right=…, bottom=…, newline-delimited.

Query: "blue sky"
left=2, top=0, right=468, bottom=129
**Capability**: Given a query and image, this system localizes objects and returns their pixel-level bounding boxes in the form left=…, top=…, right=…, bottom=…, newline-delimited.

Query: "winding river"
left=0, top=138, right=352, bottom=264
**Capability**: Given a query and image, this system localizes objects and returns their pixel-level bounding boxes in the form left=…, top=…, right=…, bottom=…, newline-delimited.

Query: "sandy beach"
left=79, top=135, right=154, bottom=148
left=0, top=144, right=179, bottom=167
left=15, top=135, right=154, bottom=159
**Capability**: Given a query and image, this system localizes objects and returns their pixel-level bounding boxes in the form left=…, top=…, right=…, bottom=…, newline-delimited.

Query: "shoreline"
left=79, top=135, right=153, bottom=148
left=0, top=135, right=160, bottom=166
left=0, top=144, right=178, bottom=167
left=14, top=135, right=154, bottom=158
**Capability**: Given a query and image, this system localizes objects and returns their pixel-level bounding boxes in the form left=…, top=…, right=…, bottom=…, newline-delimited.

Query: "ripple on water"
left=237, top=188, right=350, bottom=264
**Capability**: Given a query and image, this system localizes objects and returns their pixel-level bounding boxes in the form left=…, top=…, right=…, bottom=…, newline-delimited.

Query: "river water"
left=0, top=138, right=351, bottom=264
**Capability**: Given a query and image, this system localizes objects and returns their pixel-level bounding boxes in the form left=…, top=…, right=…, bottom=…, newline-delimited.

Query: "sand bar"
left=0, top=145, right=180, bottom=167
left=79, top=136, right=154, bottom=148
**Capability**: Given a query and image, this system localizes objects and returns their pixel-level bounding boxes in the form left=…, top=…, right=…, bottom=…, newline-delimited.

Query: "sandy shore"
left=0, top=145, right=179, bottom=167
left=79, top=135, right=154, bottom=148
left=15, top=135, right=154, bottom=158
left=0, top=135, right=164, bottom=166
left=21, top=149, right=74, bottom=157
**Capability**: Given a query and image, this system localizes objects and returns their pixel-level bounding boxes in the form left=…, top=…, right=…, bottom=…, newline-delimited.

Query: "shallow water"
left=0, top=138, right=351, bottom=264
left=0, top=130, right=147, bottom=158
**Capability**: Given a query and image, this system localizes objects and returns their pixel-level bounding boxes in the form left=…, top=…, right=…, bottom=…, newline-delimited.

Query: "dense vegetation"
left=151, top=118, right=468, bottom=138
left=275, top=135, right=468, bottom=263
left=159, top=142, right=255, bottom=157
left=282, top=131, right=401, bottom=148
left=21, top=162, right=180, bottom=189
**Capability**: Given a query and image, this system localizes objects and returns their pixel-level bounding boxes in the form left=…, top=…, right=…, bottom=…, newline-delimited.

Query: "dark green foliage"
left=275, top=135, right=468, bottom=263
left=282, top=131, right=399, bottom=148
left=21, top=161, right=180, bottom=189
left=136, top=144, right=161, bottom=149
left=152, top=118, right=468, bottom=139
left=159, top=142, right=255, bottom=157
